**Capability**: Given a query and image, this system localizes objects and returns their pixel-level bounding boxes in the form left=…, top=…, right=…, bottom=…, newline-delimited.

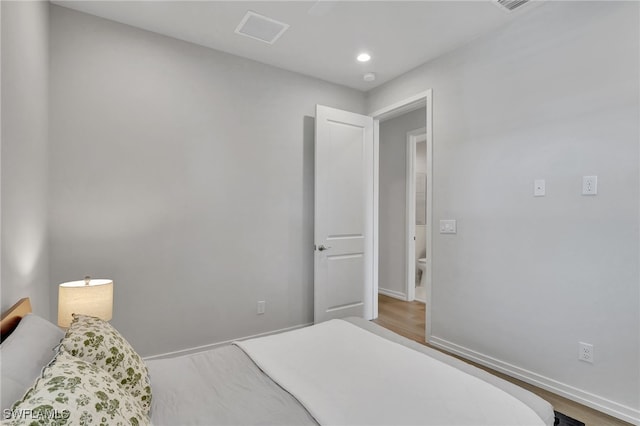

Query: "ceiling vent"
left=494, top=0, right=530, bottom=12
left=235, top=11, right=290, bottom=45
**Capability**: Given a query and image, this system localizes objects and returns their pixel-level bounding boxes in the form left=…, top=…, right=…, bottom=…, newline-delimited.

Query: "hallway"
left=373, top=294, right=425, bottom=344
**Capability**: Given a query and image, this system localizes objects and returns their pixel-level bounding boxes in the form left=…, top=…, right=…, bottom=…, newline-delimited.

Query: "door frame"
left=406, top=129, right=427, bottom=303
left=370, top=89, right=433, bottom=342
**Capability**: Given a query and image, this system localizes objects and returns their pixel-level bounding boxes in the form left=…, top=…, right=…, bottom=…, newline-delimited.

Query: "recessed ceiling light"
left=357, top=53, right=371, bottom=62
left=363, top=72, right=376, bottom=82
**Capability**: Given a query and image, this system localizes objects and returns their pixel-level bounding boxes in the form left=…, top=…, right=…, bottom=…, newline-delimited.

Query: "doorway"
left=371, top=90, right=433, bottom=342
left=313, top=90, right=433, bottom=342
left=406, top=129, right=428, bottom=304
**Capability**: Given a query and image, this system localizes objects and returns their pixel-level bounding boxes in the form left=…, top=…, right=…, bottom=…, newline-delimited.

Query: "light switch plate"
left=440, top=219, right=456, bottom=234
left=534, top=179, right=545, bottom=197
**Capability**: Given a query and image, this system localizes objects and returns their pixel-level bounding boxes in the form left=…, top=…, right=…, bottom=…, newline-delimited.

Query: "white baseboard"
left=143, top=322, right=313, bottom=361
left=378, top=287, right=407, bottom=301
left=430, top=336, right=640, bottom=425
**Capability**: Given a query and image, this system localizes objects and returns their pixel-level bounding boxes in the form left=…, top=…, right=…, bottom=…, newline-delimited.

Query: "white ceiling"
left=51, top=1, right=541, bottom=91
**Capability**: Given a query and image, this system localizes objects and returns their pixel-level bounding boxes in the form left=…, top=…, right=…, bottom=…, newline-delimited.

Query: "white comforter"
left=235, top=320, right=546, bottom=426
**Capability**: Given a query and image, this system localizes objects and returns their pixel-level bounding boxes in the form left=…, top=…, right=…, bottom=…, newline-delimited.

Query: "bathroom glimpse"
left=415, top=141, right=427, bottom=303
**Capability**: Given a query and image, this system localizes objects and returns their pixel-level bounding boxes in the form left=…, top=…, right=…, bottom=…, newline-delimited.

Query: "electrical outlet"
left=257, top=301, right=266, bottom=315
left=582, top=176, right=597, bottom=195
left=578, top=342, right=594, bottom=363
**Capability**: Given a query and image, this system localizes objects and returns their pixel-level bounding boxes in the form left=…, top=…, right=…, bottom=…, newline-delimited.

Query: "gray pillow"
left=0, top=313, right=64, bottom=410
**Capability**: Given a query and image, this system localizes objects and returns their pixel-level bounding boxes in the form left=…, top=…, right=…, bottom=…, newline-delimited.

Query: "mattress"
left=147, top=318, right=554, bottom=426
left=344, top=317, right=554, bottom=426
left=147, top=345, right=317, bottom=425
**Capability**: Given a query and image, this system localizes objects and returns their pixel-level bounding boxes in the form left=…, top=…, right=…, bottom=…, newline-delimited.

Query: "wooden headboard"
left=0, top=298, right=32, bottom=341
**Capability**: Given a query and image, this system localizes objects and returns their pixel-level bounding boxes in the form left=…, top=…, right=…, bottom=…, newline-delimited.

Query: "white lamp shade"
left=58, top=279, right=113, bottom=327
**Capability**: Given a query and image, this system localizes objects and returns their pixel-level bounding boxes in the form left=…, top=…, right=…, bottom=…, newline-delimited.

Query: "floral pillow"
left=58, top=314, right=152, bottom=413
left=5, top=351, right=149, bottom=426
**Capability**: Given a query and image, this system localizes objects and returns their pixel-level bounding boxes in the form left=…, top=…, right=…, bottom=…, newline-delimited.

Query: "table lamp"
left=58, top=276, right=113, bottom=328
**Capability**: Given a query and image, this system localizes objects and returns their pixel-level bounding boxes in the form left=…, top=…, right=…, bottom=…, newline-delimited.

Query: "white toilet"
left=417, top=258, right=427, bottom=288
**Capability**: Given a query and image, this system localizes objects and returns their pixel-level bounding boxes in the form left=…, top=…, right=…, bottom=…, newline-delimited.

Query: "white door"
left=314, top=105, right=374, bottom=323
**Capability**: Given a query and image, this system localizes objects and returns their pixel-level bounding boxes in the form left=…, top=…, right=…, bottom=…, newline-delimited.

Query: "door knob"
left=318, top=245, right=332, bottom=251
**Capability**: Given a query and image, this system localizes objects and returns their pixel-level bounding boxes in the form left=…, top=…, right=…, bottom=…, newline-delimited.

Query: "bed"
left=1, top=298, right=555, bottom=425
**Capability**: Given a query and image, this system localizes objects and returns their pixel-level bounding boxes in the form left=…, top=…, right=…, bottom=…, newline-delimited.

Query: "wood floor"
left=373, top=294, right=633, bottom=426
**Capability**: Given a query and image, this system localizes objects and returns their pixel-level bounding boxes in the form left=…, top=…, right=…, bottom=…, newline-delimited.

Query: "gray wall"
left=378, top=108, right=426, bottom=298
left=1, top=1, right=50, bottom=317
left=368, top=1, right=639, bottom=415
left=49, top=6, right=365, bottom=357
